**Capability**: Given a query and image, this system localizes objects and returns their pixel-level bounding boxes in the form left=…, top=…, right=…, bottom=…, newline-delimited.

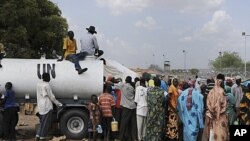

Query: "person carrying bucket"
left=98, top=85, right=115, bottom=141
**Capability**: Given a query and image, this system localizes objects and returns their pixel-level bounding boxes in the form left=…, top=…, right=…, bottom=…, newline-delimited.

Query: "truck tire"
left=0, top=112, right=3, bottom=137
left=59, top=109, right=88, bottom=140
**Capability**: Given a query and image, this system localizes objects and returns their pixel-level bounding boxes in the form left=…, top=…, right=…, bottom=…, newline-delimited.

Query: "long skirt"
left=202, top=114, right=229, bottom=141
left=165, top=106, right=179, bottom=140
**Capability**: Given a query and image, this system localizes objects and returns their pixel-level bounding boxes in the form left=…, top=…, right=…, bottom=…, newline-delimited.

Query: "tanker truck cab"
left=0, top=57, right=104, bottom=140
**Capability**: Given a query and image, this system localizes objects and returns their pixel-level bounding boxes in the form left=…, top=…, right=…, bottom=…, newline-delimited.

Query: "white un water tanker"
left=0, top=57, right=104, bottom=139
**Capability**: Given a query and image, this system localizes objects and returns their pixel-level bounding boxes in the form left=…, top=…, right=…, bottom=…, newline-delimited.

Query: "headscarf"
left=186, top=80, right=195, bottom=110
left=168, top=78, right=179, bottom=109
left=206, top=78, right=226, bottom=120
left=186, top=88, right=193, bottom=110
left=225, top=85, right=231, bottom=93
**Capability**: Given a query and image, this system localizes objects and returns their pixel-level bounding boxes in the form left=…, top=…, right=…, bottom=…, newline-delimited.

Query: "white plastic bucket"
left=111, top=118, right=118, bottom=132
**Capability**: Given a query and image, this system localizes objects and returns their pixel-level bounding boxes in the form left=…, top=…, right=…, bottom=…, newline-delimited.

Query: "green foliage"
left=0, top=0, right=68, bottom=58
left=149, top=64, right=163, bottom=72
left=142, top=72, right=151, bottom=81
left=190, top=68, right=199, bottom=75
left=210, top=51, right=244, bottom=70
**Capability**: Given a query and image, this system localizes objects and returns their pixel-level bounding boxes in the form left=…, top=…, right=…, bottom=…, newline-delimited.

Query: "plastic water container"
left=111, top=118, right=118, bottom=132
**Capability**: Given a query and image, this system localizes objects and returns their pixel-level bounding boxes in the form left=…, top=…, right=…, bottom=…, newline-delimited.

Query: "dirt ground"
left=16, top=112, right=39, bottom=141
left=16, top=112, right=87, bottom=141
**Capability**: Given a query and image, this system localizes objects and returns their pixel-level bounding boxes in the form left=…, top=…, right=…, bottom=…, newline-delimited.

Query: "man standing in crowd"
left=36, top=73, right=62, bottom=141
left=2, top=82, right=19, bottom=141
left=113, top=78, right=122, bottom=137
left=80, top=26, right=103, bottom=58
left=202, top=74, right=228, bottom=141
left=231, top=75, right=243, bottom=118
left=204, top=78, right=215, bottom=109
left=134, top=78, right=148, bottom=141
left=115, top=76, right=137, bottom=141
left=205, top=78, right=215, bottom=95
left=195, top=75, right=201, bottom=92
left=99, top=85, right=116, bottom=141
left=57, top=31, right=88, bottom=74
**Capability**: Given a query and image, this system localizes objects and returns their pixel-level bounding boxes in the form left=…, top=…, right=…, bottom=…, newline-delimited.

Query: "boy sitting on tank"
left=57, top=31, right=88, bottom=75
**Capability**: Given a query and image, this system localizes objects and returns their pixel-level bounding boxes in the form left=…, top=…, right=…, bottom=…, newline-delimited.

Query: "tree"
left=210, top=51, right=244, bottom=71
left=149, top=64, right=163, bottom=72
left=190, top=68, right=199, bottom=75
left=142, top=72, right=151, bottom=81
left=0, top=0, right=68, bottom=59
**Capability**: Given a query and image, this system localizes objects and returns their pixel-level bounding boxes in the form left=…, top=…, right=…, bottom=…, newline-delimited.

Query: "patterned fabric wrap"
left=145, top=87, right=164, bottom=141
left=240, top=92, right=250, bottom=125
left=202, top=80, right=229, bottom=141
left=186, top=88, right=193, bottom=111
left=178, top=88, right=204, bottom=141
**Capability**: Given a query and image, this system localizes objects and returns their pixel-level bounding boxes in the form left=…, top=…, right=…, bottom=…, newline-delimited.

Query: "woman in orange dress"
left=165, top=78, right=180, bottom=141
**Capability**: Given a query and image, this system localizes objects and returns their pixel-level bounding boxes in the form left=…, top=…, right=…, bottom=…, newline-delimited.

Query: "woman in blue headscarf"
left=225, top=79, right=236, bottom=125
left=177, top=81, right=204, bottom=141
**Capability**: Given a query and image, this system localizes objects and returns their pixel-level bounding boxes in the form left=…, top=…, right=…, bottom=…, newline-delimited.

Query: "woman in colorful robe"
left=225, top=83, right=236, bottom=125
left=145, top=77, right=165, bottom=141
left=240, top=83, right=250, bottom=125
left=177, top=83, right=204, bottom=141
left=202, top=74, right=229, bottom=141
left=165, top=78, right=180, bottom=141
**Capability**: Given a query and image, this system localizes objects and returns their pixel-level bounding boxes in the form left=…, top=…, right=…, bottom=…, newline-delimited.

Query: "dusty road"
left=16, top=112, right=87, bottom=141
left=16, top=113, right=39, bottom=141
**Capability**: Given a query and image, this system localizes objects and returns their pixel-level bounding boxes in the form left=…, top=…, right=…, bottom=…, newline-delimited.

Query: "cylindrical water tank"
left=0, top=58, right=104, bottom=100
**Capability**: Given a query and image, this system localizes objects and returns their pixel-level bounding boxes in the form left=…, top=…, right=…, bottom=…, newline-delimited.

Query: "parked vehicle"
left=0, top=57, right=103, bottom=139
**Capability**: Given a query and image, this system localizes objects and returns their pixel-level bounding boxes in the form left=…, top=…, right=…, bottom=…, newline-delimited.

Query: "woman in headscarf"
left=202, top=74, right=229, bottom=141
left=239, top=83, right=250, bottom=125
left=145, top=77, right=165, bottom=141
left=225, top=79, right=236, bottom=125
left=164, top=78, right=180, bottom=141
left=177, top=80, right=204, bottom=141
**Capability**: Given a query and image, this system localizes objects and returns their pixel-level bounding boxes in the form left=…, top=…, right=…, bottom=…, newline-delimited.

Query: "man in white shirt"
left=134, top=78, right=148, bottom=141
left=80, top=26, right=103, bottom=57
left=36, top=73, right=62, bottom=141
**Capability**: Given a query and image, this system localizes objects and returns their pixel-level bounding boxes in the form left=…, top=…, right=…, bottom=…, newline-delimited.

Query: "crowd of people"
left=1, top=72, right=250, bottom=141
left=87, top=74, right=250, bottom=141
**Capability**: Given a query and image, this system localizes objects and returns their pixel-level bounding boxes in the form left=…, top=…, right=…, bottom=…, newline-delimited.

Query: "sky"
left=50, top=0, right=250, bottom=70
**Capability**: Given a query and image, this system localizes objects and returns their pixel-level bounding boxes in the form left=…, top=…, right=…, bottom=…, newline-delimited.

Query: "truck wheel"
left=59, top=109, right=88, bottom=140
left=0, top=112, right=3, bottom=137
